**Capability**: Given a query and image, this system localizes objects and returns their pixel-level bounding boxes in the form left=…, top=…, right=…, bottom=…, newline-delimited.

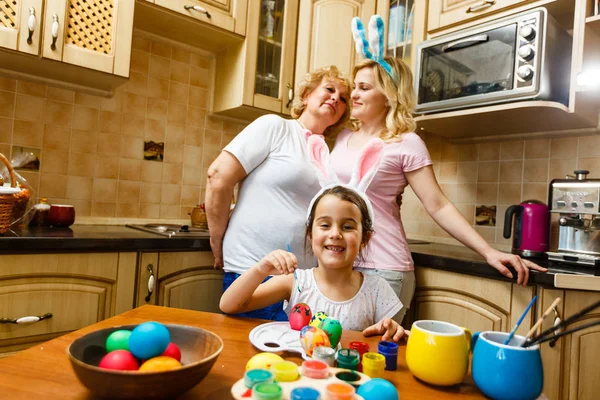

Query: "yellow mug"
left=405, top=320, right=472, bottom=386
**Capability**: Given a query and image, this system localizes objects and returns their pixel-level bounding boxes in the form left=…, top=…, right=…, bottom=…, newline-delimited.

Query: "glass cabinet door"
left=255, top=0, right=285, bottom=99
left=387, top=0, right=415, bottom=66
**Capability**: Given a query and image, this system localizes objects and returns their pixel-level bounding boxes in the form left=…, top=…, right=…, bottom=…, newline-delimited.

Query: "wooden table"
left=0, top=305, right=484, bottom=399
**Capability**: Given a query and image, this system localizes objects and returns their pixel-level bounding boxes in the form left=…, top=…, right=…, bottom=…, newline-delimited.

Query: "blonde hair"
left=351, top=57, right=416, bottom=142
left=290, top=65, right=352, bottom=137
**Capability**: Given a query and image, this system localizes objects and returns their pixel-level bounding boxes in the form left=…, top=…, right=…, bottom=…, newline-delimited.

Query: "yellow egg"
left=245, top=352, right=285, bottom=371
left=139, top=356, right=181, bottom=372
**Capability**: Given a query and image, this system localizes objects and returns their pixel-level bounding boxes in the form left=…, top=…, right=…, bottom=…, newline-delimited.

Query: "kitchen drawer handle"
left=286, top=83, right=294, bottom=108
left=145, top=263, right=155, bottom=302
left=50, top=14, right=59, bottom=50
left=26, top=7, right=36, bottom=45
left=0, top=312, right=52, bottom=325
left=184, top=5, right=211, bottom=18
left=466, top=0, right=496, bottom=13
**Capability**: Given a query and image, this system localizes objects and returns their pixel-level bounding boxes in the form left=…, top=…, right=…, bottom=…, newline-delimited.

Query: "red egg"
left=289, top=303, right=312, bottom=331
left=161, top=342, right=181, bottom=362
left=98, top=350, right=139, bottom=371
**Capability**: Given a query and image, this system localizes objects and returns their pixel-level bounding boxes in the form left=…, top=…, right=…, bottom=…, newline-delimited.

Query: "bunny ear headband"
left=351, top=15, right=397, bottom=81
left=306, top=134, right=385, bottom=223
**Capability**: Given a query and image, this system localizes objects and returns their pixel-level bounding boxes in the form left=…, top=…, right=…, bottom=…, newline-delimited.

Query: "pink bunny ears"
left=306, top=134, right=384, bottom=223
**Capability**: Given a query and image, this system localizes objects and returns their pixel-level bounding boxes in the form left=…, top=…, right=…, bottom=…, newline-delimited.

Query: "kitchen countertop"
left=1, top=225, right=598, bottom=289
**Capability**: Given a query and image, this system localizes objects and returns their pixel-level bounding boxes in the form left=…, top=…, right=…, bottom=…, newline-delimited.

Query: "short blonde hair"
left=291, top=65, right=352, bottom=137
left=351, top=57, right=416, bottom=141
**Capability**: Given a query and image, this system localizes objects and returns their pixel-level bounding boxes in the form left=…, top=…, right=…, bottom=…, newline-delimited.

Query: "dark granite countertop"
left=0, top=225, right=211, bottom=253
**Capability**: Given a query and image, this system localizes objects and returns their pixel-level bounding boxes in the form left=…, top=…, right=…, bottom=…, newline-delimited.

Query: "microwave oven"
left=414, top=8, right=572, bottom=114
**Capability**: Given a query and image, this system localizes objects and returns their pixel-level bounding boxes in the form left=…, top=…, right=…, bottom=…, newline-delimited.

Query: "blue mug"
left=471, top=331, right=543, bottom=400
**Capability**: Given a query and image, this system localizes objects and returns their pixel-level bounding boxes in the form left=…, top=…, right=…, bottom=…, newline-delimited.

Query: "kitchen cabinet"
left=213, top=0, right=299, bottom=119
left=0, top=252, right=136, bottom=358
left=137, top=251, right=223, bottom=313
left=406, top=267, right=534, bottom=335
left=538, top=287, right=600, bottom=400
left=0, top=0, right=134, bottom=94
left=295, top=0, right=376, bottom=80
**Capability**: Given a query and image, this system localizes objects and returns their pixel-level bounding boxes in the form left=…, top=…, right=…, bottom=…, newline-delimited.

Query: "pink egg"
left=289, top=303, right=313, bottom=331
left=161, top=342, right=182, bottom=362
left=98, top=350, right=139, bottom=371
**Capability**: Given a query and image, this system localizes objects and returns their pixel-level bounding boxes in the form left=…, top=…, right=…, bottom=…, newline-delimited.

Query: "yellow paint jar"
left=270, top=361, right=299, bottom=382
left=361, top=352, right=386, bottom=378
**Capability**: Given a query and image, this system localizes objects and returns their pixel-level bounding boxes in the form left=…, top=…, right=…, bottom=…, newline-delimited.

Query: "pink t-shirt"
left=330, top=129, right=433, bottom=271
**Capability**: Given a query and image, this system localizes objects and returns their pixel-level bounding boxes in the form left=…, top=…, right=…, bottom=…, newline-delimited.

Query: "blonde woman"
left=206, top=66, right=351, bottom=321
left=329, top=57, right=547, bottom=324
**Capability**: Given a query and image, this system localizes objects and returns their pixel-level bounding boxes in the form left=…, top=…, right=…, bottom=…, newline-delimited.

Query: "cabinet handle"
left=466, top=0, right=496, bottom=13
left=184, top=5, right=211, bottom=18
left=0, top=312, right=52, bottom=325
left=286, top=83, right=294, bottom=109
left=50, top=14, right=59, bottom=50
left=145, top=263, right=155, bottom=302
left=26, top=7, right=36, bottom=45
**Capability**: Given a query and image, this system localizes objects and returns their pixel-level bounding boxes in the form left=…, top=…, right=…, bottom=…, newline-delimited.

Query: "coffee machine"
left=547, top=170, right=600, bottom=267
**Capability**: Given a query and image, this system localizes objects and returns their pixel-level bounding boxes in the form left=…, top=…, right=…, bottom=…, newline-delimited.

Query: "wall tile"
left=142, top=161, right=164, bottom=183
left=119, top=158, right=141, bottom=181
left=523, top=159, right=549, bottom=183
left=0, top=117, right=12, bottom=143
left=522, top=183, right=547, bottom=202
left=166, top=122, right=186, bottom=144
left=172, top=48, right=191, bottom=64
left=478, top=143, right=500, bottom=161
left=524, top=139, right=550, bottom=159
left=550, top=137, right=577, bottom=159
left=549, top=158, right=576, bottom=181
left=15, top=95, right=44, bottom=121
left=13, top=120, right=43, bottom=147
left=500, top=141, right=524, bottom=160
left=165, top=142, right=184, bottom=165
left=477, top=161, right=499, bottom=182
left=74, top=93, right=102, bottom=108
left=439, top=162, right=457, bottom=183
left=457, top=144, right=477, bottom=161
left=121, top=136, right=143, bottom=159
left=498, top=183, right=521, bottom=205
left=160, top=204, right=180, bottom=219
left=456, top=162, right=477, bottom=183
left=456, top=204, right=475, bottom=225
left=162, top=163, right=183, bottom=184
left=190, top=67, right=210, bottom=88
left=169, top=82, right=189, bottom=104
left=170, top=61, right=190, bottom=84
left=499, top=160, right=523, bottom=182
left=17, top=81, right=46, bottom=97
left=144, top=119, right=166, bottom=142
left=67, top=176, right=93, bottom=199
left=183, top=145, right=203, bottom=167
left=190, top=54, right=211, bottom=69
left=46, top=87, right=75, bottom=103
left=98, top=111, right=121, bottom=134
left=147, top=98, right=168, bottom=121
left=121, top=114, right=146, bottom=138
left=44, top=100, right=73, bottom=126
left=130, top=49, right=150, bottom=74
left=0, top=77, right=17, bottom=92
left=151, top=41, right=172, bottom=59
left=161, top=184, right=181, bottom=205
left=70, top=130, right=98, bottom=154
left=188, top=87, right=207, bottom=109
left=41, top=149, right=69, bottom=174
left=132, top=35, right=151, bottom=52
left=167, top=102, right=188, bottom=124
left=476, top=183, right=498, bottom=204
left=140, top=203, right=160, bottom=218
left=147, top=77, right=170, bottom=100
left=124, top=71, right=148, bottom=96
left=577, top=136, right=600, bottom=159
left=93, top=178, right=118, bottom=202
left=43, top=125, right=70, bottom=150
left=72, top=106, right=99, bottom=132
left=97, top=132, right=121, bottom=156
left=456, top=183, right=477, bottom=204
left=182, top=185, right=201, bottom=206
left=117, top=203, right=140, bottom=218
left=91, top=201, right=116, bottom=217
left=69, top=152, right=96, bottom=176
left=40, top=173, right=67, bottom=198
left=117, top=180, right=141, bottom=203
left=141, top=183, right=162, bottom=204
left=149, top=55, right=171, bottom=80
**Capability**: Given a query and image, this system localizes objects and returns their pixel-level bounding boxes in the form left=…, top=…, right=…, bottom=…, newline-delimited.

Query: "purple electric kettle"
left=503, top=200, right=549, bottom=258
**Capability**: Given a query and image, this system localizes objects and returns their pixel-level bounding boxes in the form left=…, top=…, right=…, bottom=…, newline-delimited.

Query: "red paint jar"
left=349, top=341, right=370, bottom=372
left=301, top=359, right=329, bottom=379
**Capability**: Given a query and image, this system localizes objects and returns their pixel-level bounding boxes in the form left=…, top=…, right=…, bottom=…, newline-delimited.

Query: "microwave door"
left=418, top=23, right=517, bottom=108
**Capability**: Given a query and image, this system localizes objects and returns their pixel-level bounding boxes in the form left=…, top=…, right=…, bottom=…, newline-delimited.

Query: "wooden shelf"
left=415, top=100, right=598, bottom=138
left=586, top=14, right=600, bottom=36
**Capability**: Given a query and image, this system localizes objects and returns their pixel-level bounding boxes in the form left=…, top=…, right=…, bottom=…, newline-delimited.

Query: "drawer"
left=428, top=0, right=536, bottom=33
left=0, top=278, right=112, bottom=343
left=154, top=0, right=237, bottom=33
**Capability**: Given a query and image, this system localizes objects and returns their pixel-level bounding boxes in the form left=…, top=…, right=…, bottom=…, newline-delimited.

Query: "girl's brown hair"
left=304, top=186, right=373, bottom=265
left=291, top=65, right=353, bottom=138
left=350, top=57, right=416, bottom=141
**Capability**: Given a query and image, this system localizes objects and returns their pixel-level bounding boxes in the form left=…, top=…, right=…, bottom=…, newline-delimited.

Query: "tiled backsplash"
left=0, top=32, right=247, bottom=221
left=402, top=132, right=599, bottom=247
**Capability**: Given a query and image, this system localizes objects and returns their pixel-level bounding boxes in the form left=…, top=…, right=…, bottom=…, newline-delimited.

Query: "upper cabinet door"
left=0, top=0, right=43, bottom=54
left=42, top=0, right=135, bottom=77
left=295, top=0, right=377, bottom=79
left=428, top=0, right=533, bottom=33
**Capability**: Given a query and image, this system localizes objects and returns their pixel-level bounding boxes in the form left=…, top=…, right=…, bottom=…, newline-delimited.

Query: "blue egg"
left=128, top=322, right=170, bottom=360
left=357, top=378, right=399, bottom=400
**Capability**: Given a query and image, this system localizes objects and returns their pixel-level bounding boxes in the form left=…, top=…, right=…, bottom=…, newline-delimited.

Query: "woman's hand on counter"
left=210, top=237, right=224, bottom=269
left=484, top=248, right=548, bottom=287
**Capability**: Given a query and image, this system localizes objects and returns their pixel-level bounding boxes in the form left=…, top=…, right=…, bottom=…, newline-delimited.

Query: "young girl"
left=220, top=136, right=406, bottom=342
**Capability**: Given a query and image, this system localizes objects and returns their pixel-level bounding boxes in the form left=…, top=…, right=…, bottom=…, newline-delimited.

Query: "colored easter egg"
left=319, top=317, right=342, bottom=348
left=161, top=342, right=182, bottom=362
left=128, top=321, right=171, bottom=360
left=246, top=352, right=285, bottom=371
left=139, top=356, right=181, bottom=372
left=106, top=329, right=131, bottom=352
left=299, top=325, right=331, bottom=357
left=309, top=311, right=328, bottom=328
left=98, top=350, right=139, bottom=371
left=356, top=378, right=399, bottom=400
left=289, top=303, right=313, bottom=331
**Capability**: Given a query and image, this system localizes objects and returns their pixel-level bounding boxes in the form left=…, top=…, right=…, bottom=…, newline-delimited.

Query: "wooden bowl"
left=68, top=324, right=223, bottom=399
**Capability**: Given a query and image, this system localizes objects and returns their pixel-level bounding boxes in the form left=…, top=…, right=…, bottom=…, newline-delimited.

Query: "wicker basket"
left=0, top=153, right=31, bottom=234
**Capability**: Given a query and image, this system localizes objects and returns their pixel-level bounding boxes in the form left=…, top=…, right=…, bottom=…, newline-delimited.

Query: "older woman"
left=206, top=66, right=351, bottom=321
left=329, top=56, right=547, bottom=324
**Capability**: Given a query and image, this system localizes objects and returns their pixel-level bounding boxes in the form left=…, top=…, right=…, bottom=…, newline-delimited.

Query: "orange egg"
left=139, top=356, right=181, bottom=372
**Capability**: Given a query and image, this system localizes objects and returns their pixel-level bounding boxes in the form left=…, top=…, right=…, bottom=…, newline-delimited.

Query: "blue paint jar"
left=244, top=369, right=273, bottom=388
left=377, top=341, right=398, bottom=371
left=290, top=387, right=320, bottom=400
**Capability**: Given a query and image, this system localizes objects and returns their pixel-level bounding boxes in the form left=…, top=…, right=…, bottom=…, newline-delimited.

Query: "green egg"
left=106, top=329, right=132, bottom=352
left=319, top=317, right=342, bottom=348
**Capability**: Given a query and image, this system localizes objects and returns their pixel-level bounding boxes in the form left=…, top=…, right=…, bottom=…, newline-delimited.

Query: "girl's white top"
left=285, top=268, right=402, bottom=331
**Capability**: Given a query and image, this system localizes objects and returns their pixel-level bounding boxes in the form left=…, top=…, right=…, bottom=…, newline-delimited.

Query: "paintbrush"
left=287, top=244, right=301, bottom=293
left=504, top=295, right=537, bottom=345
left=524, top=297, right=561, bottom=342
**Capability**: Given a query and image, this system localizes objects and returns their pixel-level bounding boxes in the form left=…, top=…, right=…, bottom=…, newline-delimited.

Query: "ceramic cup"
left=48, top=204, right=75, bottom=227
left=405, top=320, right=471, bottom=386
left=471, top=331, right=543, bottom=400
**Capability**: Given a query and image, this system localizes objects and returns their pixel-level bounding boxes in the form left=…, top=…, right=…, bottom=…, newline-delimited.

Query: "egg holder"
left=249, top=322, right=341, bottom=360
left=231, top=366, right=370, bottom=400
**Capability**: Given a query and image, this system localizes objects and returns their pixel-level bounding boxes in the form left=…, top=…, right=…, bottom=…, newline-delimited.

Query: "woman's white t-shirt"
left=285, top=269, right=403, bottom=331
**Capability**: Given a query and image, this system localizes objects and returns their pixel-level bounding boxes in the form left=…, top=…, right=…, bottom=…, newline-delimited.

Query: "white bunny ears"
left=351, top=15, right=395, bottom=80
left=306, top=134, right=384, bottom=223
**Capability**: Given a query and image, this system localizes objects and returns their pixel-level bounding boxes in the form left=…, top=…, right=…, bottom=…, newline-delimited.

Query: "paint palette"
left=249, top=322, right=341, bottom=360
left=231, top=367, right=369, bottom=400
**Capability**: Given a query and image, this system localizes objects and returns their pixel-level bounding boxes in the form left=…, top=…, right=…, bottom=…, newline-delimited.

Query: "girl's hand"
left=256, top=249, right=298, bottom=276
left=362, top=318, right=407, bottom=342
left=484, top=248, right=547, bottom=287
